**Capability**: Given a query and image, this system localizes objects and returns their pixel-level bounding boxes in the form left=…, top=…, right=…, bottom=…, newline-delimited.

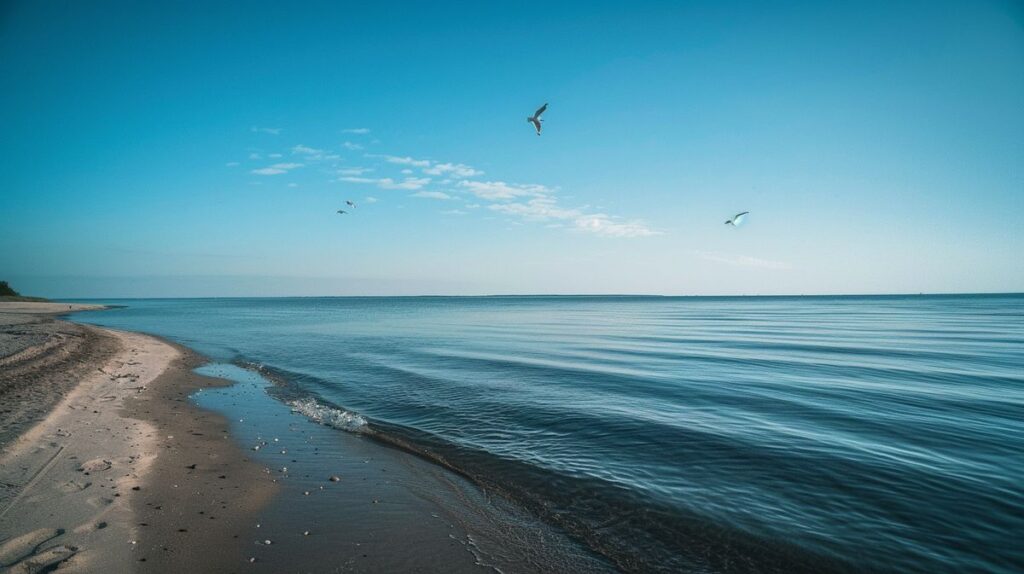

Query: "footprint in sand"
left=79, top=459, right=111, bottom=473
left=72, top=520, right=107, bottom=534
left=0, top=528, right=63, bottom=567
left=6, top=545, right=78, bottom=573
left=57, top=480, right=91, bottom=493
left=85, top=496, right=114, bottom=508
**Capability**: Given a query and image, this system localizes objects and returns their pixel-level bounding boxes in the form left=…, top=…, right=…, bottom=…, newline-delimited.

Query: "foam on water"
left=287, top=397, right=368, bottom=432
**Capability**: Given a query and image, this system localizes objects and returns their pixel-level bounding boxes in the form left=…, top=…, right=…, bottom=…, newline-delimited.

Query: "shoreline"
left=1, top=302, right=611, bottom=573
left=0, top=303, right=276, bottom=572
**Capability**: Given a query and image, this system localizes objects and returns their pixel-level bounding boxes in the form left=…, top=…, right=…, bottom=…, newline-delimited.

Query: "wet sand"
left=0, top=304, right=274, bottom=572
left=0, top=303, right=609, bottom=573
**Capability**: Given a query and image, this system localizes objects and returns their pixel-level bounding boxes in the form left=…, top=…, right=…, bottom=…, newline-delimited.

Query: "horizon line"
left=50, top=291, right=1024, bottom=301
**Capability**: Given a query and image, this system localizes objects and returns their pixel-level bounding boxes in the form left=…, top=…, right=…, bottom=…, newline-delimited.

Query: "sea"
left=69, top=294, right=1024, bottom=573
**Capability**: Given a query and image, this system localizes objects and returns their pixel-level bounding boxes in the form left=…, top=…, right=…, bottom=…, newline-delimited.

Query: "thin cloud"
left=412, top=191, right=452, bottom=200
left=573, top=214, right=659, bottom=238
left=489, top=198, right=659, bottom=238
left=460, top=180, right=552, bottom=201
left=342, top=141, right=363, bottom=151
left=343, top=128, right=370, bottom=134
left=383, top=155, right=431, bottom=168
left=338, top=167, right=372, bottom=176
left=488, top=197, right=579, bottom=220
left=339, top=176, right=430, bottom=190
left=423, top=162, right=482, bottom=178
left=364, top=196, right=378, bottom=203
left=251, top=162, right=303, bottom=176
left=251, top=126, right=282, bottom=135
left=291, top=144, right=341, bottom=162
left=292, top=144, right=323, bottom=155
left=380, top=177, right=430, bottom=190
left=225, top=161, right=240, bottom=167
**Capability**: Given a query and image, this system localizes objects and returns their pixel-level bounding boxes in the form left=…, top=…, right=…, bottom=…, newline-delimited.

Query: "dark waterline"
left=69, top=294, right=1024, bottom=573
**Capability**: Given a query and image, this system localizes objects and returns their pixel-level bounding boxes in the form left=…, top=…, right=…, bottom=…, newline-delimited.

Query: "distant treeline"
left=0, top=281, right=48, bottom=302
left=0, top=281, right=18, bottom=297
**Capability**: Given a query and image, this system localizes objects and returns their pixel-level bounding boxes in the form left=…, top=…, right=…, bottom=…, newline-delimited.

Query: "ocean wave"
left=288, top=397, right=368, bottom=432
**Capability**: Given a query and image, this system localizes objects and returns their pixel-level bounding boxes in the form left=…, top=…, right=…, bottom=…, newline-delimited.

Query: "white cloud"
left=251, top=162, right=303, bottom=176
left=287, top=182, right=298, bottom=188
left=364, top=196, right=378, bottom=203
left=572, top=214, right=659, bottom=238
left=412, top=191, right=452, bottom=200
left=343, top=128, right=370, bottom=134
left=338, top=167, right=372, bottom=176
left=380, top=177, right=430, bottom=190
left=225, top=161, right=240, bottom=167
left=339, top=176, right=430, bottom=190
left=696, top=251, right=790, bottom=269
left=401, top=169, right=413, bottom=174
left=251, top=126, right=281, bottom=135
left=488, top=198, right=658, bottom=238
left=383, top=155, right=431, bottom=168
left=268, top=153, right=283, bottom=158
left=423, top=162, right=482, bottom=178
left=249, top=153, right=262, bottom=160
left=488, top=197, right=579, bottom=220
left=460, top=180, right=552, bottom=201
left=291, top=144, right=339, bottom=162
left=342, top=141, right=363, bottom=151
left=441, top=209, right=467, bottom=215
left=292, top=144, right=324, bottom=156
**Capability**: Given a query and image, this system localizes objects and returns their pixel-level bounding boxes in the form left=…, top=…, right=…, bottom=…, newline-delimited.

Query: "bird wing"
left=733, top=212, right=748, bottom=224
left=530, top=118, right=542, bottom=134
left=534, top=103, right=548, bottom=118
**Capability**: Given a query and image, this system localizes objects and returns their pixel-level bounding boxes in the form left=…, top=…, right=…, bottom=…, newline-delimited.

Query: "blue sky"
left=1, top=0, right=1022, bottom=297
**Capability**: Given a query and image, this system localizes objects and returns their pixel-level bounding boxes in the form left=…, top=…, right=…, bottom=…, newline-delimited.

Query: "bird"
left=336, top=209, right=347, bottom=215
left=527, top=103, right=547, bottom=135
left=346, top=200, right=356, bottom=208
left=725, top=212, right=749, bottom=226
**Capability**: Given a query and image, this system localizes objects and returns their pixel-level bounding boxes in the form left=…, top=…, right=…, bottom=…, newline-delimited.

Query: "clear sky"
left=2, top=0, right=1022, bottom=297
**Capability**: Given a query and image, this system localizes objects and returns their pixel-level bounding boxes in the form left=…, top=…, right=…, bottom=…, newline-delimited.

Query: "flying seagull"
left=336, top=209, right=348, bottom=215
left=346, top=200, right=356, bottom=208
left=725, top=212, right=749, bottom=226
left=527, top=103, right=547, bottom=135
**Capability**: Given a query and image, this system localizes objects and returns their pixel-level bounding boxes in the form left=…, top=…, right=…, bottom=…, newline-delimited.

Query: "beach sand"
left=0, top=303, right=609, bottom=573
left=0, top=304, right=275, bottom=572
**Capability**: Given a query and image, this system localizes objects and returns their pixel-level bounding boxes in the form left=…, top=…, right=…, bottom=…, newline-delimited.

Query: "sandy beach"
left=0, top=303, right=275, bottom=572
left=0, top=303, right=607, bottom=573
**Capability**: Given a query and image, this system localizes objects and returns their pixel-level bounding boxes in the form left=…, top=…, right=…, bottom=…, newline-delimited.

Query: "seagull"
left=346, top=200, right=356, bottom=208
left=527, top=103, right=547, bottom=135
left=336, top=209, right=347, bottom=215
left=725, top=211, right=749, bottom=226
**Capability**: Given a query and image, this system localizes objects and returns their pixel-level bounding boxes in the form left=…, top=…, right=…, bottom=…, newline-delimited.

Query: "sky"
left=1, top=0, right=1022, bottom=297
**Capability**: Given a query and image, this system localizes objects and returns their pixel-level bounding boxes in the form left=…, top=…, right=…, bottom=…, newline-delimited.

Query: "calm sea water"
left=71, top=295, right=1024, bottom=573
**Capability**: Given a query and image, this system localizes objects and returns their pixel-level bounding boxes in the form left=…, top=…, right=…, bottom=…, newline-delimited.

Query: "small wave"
left=288, top=397, right=369, bottom=433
